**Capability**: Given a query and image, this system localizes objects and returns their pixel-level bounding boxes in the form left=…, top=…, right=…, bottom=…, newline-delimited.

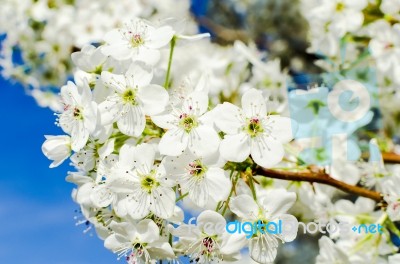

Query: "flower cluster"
left=41, top=17, right=302, bottom=263
left=301, top=0, right=400, bottom=136
left=13, top=1, right=398, bottom=263
left=0, top=0, right=196, bottom=111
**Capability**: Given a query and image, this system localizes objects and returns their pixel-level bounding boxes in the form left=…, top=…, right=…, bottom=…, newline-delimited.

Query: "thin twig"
left=361, top=152, right=400, bottom=164
left=382, top=152, right=400, bottom=164
left=255, top=167, right=383, bottom=202
left=195, top=16, right=249, bottom=43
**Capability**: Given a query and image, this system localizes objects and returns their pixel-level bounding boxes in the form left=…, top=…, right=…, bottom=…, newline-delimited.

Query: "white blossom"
left=153, top=88, right=220, bottom=157
left=41, top=135, right=71, bottom=168
left=230, top=190, right=298, bottom=264
left=163, top=151, right=231, bottom=207
left=101, top=19, right=175, bottom=64
left=58, top=81, right=97, bottom=152
left=215, top=88, right=295, bottom=168
left=99, top=63, right=169, bottom=136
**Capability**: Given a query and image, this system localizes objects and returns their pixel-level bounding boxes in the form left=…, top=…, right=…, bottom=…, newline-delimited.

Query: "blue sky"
left=0, top=76, right=118, bottom=263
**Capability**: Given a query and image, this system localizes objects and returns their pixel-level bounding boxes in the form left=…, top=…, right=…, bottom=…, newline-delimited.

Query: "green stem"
left=168, top=233, right=173, bottom=249
left=215, top=201, right=222, bottom=211
left=222, top=171, right=237, bottom=216
left=386, top=217, right=400, bottom=238
left=248, top=173, right=257, bottom=201
left=164, top=36, right=176, bottom=89
left=175, top=192, right=188, bottom=202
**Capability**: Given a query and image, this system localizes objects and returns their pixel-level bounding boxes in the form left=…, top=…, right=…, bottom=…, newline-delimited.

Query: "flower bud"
left=42, top=135, right=71, bottom=168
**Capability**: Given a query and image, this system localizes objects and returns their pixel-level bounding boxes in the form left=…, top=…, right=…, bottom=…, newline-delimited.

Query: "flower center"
left=202, top=237, right=215, bottom=252
left=189, top=235, right=219, bottom=263
left=130, top=33, right=144, bottom=48
left=73, top=107, right=83, bottom=120
left=126, top=242, right=148, bottom=263
left=179, top=113, right=198, bottom=133
left=122, top=89, right=137, bottom=105
left=244, top=117, right=264, bottom=137
left=385, top=42, right=394, bottom=50
left=188, top=160, right=207, bottom=179
left=336, top=2, right=345, bottom=11
left=140, top=173, right=159, bottom=193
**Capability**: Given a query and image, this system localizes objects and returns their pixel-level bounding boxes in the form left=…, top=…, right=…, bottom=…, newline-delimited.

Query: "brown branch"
left=361, top=152, right=400, bottom=164
left=195, top=16, right=249, bottom=43
left=255, top=167, right=383, bottom=203
left=382, top=152, right=400, bottom=164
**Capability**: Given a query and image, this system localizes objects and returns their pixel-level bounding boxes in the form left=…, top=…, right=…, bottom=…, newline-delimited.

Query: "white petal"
left=251, top=136, right=284, bottom=168
left=183, top=91, right=209, bottom=115
left=150, top=186, right=176, bottom=219
left=103, top=29, right=123, bottom=44
left=138, top=84, right=169, bottom=115
left=241, top=88, right=267, bottom=117
left=268, top=116, right=296, bottom=143
left=389, top=254, right=400, bottom=264
left=279, top=214, right=298, bottom=242
left=148, top=241, right=176, bottom=259
left=260, top=189, right=296, bottom=219
left=133, top=143, right=156, bottom=171
left=344, top=0, right=367, bottom=9
left=188, top=125, right=220, bottom=156
left=117, top=105, right=145, bottom=136
left=126, top=63, right=153, bottom=87
left=220, top=232, right=247, bottom=256
left=42, top=135, right=71, bottom=168
left=197, top=210, right=226, bottom=235
left=194, top=73, right=209, bottom=93
left=127, top=194, right=151, bottom=219
left=98, top=138, right=115, bottom=159
left=98, top=95, right=123, bottom=125
left=214, top=103, right=244, bottom=134
left=133, top=47, right=161, bottom=65
left=84, top=102, right=98, bottom=134
left=101, top=44, right=133, bottom=61
left=104, top=234, right=129, bottom=252
left=355, top=197, right=376, bottom=213
left=220, top=133, right=251, bottom=162
left=169, top=206, right=185, bottom=224
left=137, top=219, right=160, bottom=243
left=159, top=128, right=189, bottom=156
left=101, top=71, right=127, bottom=94
left=61, top=81, right=81, bottom=106
left=184, top=179, right=209, bottom=208
left=75, top=182, right=95, bottom=205
left=146, top=26, right=175, bottom=49
left=206, top=168, right=231, bottom=202
left=59, top=112, right=73, bottom=134
left=114, top=198, right=128, bottom=217
left=118, top=142, right=136, bottom=168
left=109, top=221, right=133, bottom=236
left=169, top=224, right=201, bottom=238
left=249, top=235, right=278, bottom=263
left=230, top=194, right=258, bottom=220
left=90, top=185, right=114, bottom=208
left=151, top=111, right=176, bottom=129
left=71, top=121, right=89, bottom=152
left=162, top=150, right=195, bottom=176
left=387, top=202, right=400, bottom=221
left=316, top=236, right=349, bottom=263
left=108, top=176, right=136, bottom=194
